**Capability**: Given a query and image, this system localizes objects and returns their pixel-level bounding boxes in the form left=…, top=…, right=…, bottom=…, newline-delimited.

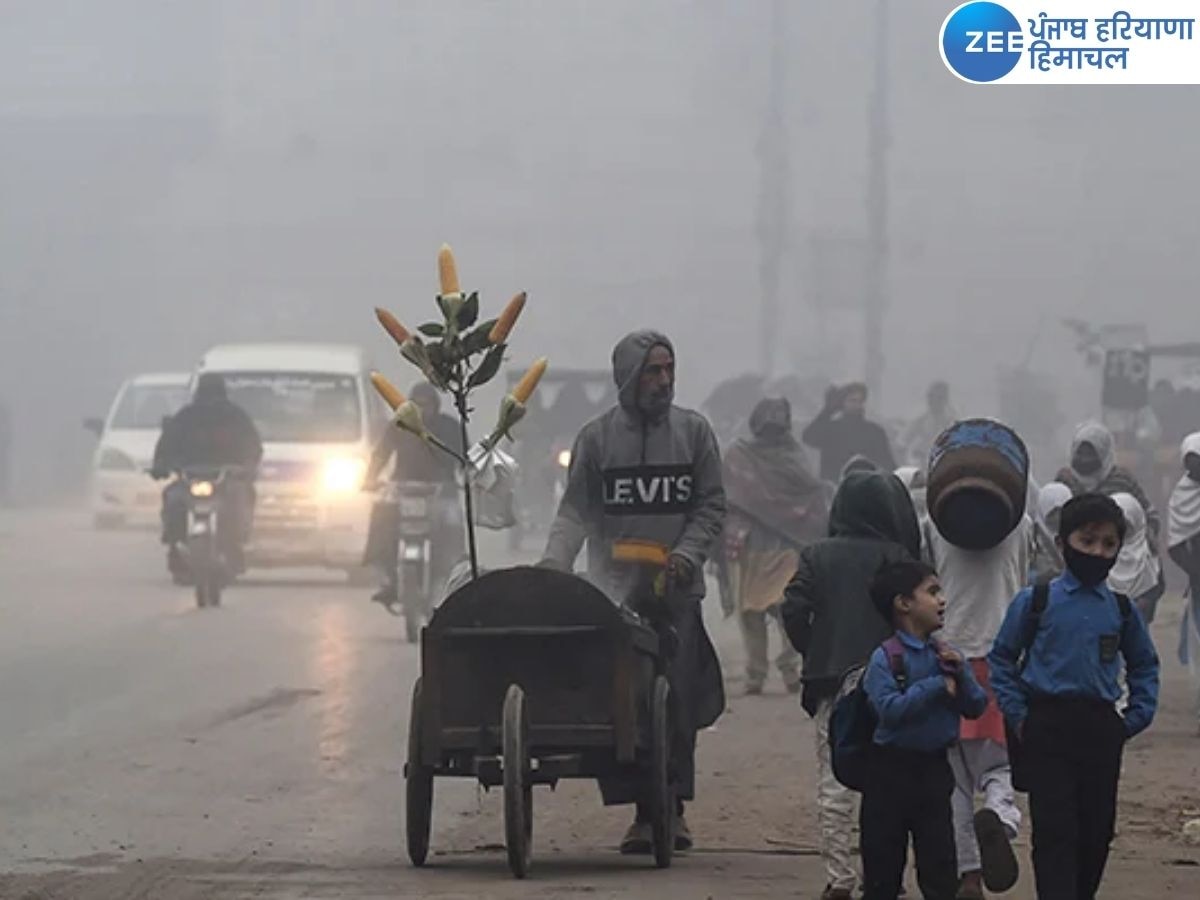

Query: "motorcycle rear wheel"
left=401, top=564, right=422, bottom=643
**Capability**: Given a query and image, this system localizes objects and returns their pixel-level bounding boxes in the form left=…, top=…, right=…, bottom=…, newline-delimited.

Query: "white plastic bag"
left=464, top=441, right=519, bottom=530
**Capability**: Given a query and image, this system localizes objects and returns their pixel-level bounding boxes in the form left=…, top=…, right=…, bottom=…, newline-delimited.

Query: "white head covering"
left=1037, top=482, right=1072, bottom=526
left=1109, top=492, right=1160, bottom=598
left=1069, top=421, right=1117, bottom=492
left=1168, top=432, right=1200, bottom=549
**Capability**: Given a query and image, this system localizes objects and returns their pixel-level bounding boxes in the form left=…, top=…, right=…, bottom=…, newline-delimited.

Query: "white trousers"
left=815, top=698, right=860, bottom=891
left=948, top=737, right=1021, bottom=875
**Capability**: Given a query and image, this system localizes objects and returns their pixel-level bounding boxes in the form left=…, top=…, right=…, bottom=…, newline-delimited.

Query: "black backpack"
left=828, top=635, right=911, bottom=792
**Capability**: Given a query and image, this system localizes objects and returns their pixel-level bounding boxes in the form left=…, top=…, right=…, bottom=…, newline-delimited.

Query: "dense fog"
left=3, top=0, right=1198, bottom=501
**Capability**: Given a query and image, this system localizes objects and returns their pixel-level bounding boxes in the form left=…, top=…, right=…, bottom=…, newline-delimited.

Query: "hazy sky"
left=3, top=1, right=1198, bottom=499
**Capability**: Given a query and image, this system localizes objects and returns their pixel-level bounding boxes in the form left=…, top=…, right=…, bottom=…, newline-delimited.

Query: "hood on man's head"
left=195, top=373, right=227, bottom=404
left=612, top=329, right=674, bottom=412
left=840, top=454, right=880, bottom=480
left=749, top=397, right=792, bottom=439
left=410, top=381, right=441, bottom=413
left=829, top=471, right=921, bottom=557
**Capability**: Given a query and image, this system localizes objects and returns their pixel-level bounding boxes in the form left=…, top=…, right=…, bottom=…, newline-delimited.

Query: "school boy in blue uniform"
left=862, top=560, right=988, bottom=900
left=990, top=493, right=1160, bottom=900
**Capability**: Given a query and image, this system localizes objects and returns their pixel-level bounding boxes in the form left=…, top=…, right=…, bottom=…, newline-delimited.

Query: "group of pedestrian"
left=719, top=384, right=1174, bottom=900
left=782, top=434, right=1162, bottom=899
left=535, top=333, right=1176, bottom=899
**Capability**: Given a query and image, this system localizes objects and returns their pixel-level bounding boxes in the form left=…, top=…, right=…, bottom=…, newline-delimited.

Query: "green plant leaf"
left=462, top=319, right=498, bottom=356
left=457, top=292, right=480, bottom=330
left=468, top=344, right=506, bottom=389
left=418, top=322, right=445, bottom=338
left=426, top=343, right=452, bottom=382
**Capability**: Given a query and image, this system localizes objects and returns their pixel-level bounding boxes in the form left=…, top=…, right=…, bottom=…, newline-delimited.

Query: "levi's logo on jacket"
left=602, top=465, right=695, bottom=515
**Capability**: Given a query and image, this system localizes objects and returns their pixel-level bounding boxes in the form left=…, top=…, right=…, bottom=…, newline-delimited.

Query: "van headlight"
left=320, top=457, right=367, bottom=495
left=557, top=449, right=572, bottom=469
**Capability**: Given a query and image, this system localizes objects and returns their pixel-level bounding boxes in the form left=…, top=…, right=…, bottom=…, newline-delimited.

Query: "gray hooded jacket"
left=543, top=330, right=726, bottom=603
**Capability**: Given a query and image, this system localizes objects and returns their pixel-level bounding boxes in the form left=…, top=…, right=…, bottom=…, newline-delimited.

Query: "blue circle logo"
left=940, top=1, right=1023, bottom=83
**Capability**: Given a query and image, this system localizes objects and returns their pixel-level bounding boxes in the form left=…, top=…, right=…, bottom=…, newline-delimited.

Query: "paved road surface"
left=1, top=510, right=1198, bottom=898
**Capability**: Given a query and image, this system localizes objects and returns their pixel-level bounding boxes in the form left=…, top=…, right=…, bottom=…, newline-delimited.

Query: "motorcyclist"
left=362, top=381, right=465, bottom=608
left=150, top=373, right=263, bottom=580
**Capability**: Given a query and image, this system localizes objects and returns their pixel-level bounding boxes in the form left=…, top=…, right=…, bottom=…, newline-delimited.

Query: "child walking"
left=862, top=560, right=988, bottom=900
left=989, top=494, right=1160, bottom=900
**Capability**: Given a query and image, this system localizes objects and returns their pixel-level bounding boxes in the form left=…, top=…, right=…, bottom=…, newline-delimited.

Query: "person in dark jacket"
left=362, top=382, right=465, bottom=607
left=541, top=329, right=726, bottom=856
left=803, top=383, right=896, bottom=482
left=365, top=382, right=461, bottom=487
left=151, top=373, right=263, bottom=577
left=781, top=470, right=921, bottom=900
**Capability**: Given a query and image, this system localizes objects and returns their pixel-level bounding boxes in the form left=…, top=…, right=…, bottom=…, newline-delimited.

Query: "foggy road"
left=0, top=510, right=482, bottom=895
left=2, top=511, right=1199, bottom=898
left=0, top=512, right=806, bottom=898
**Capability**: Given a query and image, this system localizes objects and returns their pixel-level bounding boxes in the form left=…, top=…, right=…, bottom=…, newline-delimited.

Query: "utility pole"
left=756, top=0, right=789, bottom=379
left=864, top=0, right=890, bottom=395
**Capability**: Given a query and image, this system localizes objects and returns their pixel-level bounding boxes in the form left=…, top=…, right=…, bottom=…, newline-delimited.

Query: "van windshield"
left=110, top=384, right=190, bottom=430
left=221, top=372, right=362, bottom=443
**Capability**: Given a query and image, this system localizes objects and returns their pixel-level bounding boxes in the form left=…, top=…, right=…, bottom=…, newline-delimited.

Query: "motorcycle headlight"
left=98, top=447, right=137, bottom=471
left=190, top=480, right=215, bottom=498
left=320, top=457, right=367, bottom=495
left=557, top=449, right=572, bottom=469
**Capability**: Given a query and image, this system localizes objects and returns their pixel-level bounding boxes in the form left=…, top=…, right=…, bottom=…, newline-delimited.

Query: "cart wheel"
left=650, top=674, right=675, bottom=869
left=502, top=683, right=533, bottom=879
left=406, top=678, right=434, bottom=867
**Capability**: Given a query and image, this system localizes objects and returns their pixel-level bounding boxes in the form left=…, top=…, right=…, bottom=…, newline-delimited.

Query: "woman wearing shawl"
left=1030, top=482, right=1071, bottom=584
left=1104, top=494, right=1161, bottom=619
left=1111, top=492, right=1165, bottom=622
left=723, top=398, right=827, bottom=695
left=1168, top=433, right=1200, bottom=729
left=1056, top=421, right=1161, bottom=539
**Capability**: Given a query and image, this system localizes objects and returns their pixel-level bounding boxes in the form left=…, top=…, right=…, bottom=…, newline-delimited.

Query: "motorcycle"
left=174, top=466, right=246, bottom=609
left=375, top=480, right=443, bottom=643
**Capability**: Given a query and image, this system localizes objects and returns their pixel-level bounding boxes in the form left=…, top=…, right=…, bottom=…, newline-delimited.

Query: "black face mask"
left=1072, top=454, right=1102, bottom=476
left=1062, top=543, right=1118, bottom=587
left=1187, top=464, right=1200, bottom=483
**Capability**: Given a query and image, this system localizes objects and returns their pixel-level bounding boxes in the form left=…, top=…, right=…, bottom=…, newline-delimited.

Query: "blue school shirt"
left=864, top=630, right=988, bottom=752
left=988, top=571, right=1160, bottom=737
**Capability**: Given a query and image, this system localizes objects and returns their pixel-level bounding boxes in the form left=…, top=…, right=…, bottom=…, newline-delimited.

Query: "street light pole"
left=756, top=0, right=789, bottom=379
left=864, top=0, right=890, bottom=395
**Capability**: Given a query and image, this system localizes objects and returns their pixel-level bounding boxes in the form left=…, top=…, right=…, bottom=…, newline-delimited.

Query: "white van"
left=87, top=373, right=191, bottom=528
left=194, top=343, right=388, bottom=574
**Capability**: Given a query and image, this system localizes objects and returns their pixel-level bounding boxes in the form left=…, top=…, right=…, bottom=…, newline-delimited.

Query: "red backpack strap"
left=881, top=635, right=908, bottom=691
